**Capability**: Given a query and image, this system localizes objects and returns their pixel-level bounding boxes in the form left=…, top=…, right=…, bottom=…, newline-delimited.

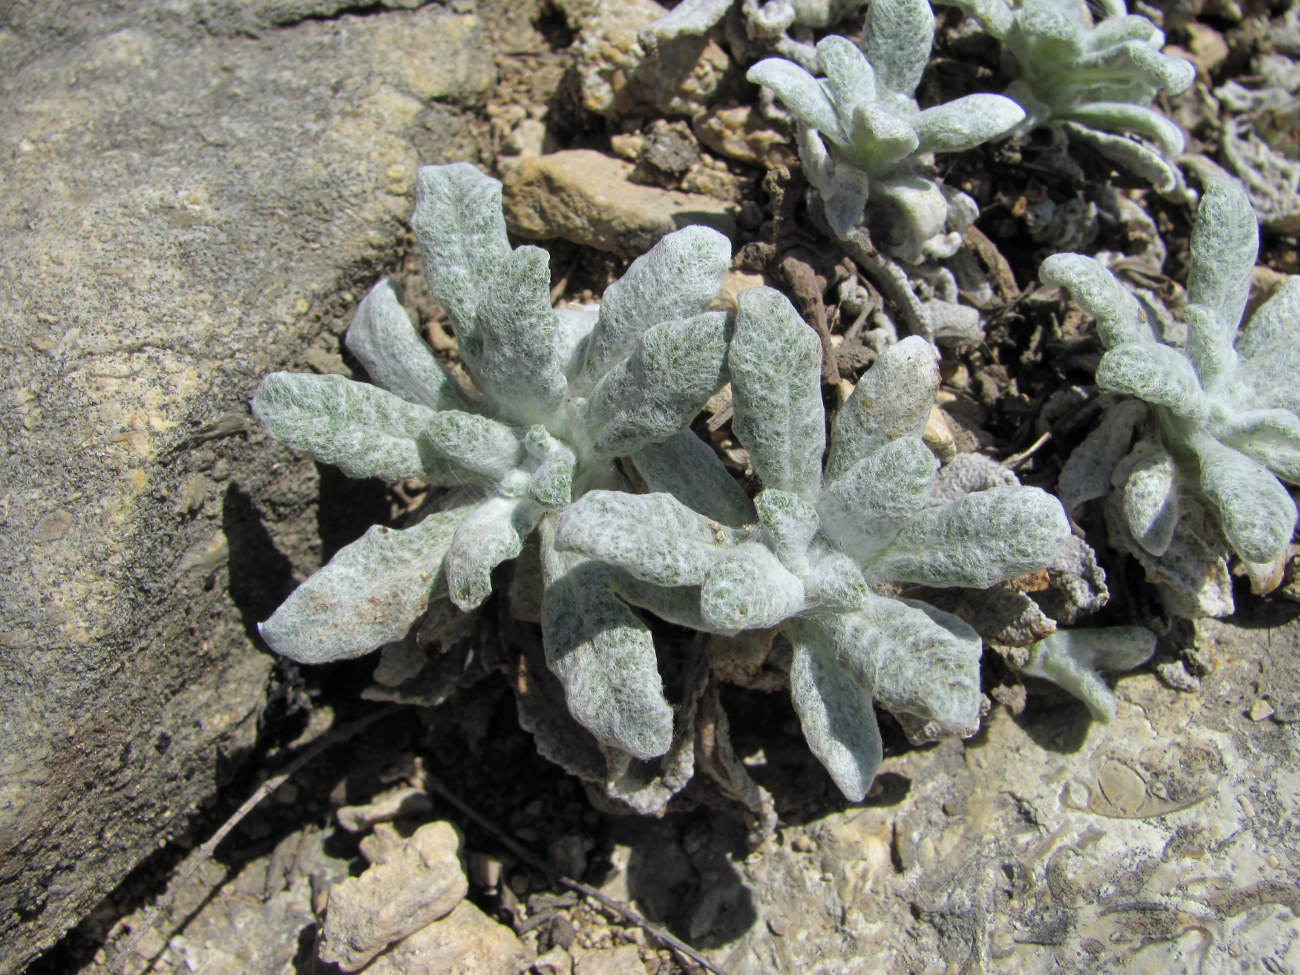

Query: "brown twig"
left=108, top=704, right=406, bottom=974
left=1002, top=430, right=1053, bottom=471
left=423, top=773, right=738, bottom=975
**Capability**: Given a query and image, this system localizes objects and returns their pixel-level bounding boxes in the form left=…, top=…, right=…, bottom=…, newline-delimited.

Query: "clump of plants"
left=1043, top=178, right=1300, bottom=616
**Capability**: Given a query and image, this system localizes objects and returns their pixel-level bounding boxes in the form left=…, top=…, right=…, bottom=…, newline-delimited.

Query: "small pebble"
left=1248, top=700, right=1275, bottom=722
left=792, top=835, right=816, bottom=853
left=767, top=917, right=788, bottom=936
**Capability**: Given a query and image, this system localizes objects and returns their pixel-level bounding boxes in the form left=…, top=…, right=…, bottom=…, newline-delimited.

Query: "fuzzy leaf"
left=862, top=0, right=935, bottom=98
left=425, top=410, right=524, bottom=485
left=578, top=226, right=732, bottom=388
left=1064, top=102, right=1185, bottom=158
left=1038, top=253, right=1154, bottom=348
left=1096, top=343, right=1208, bottom=420
left=817, top=34, right=876, bottom=114
left=472, top=245, right=568, bottom=425
left=555, top=491, right=735, bottom=587
left=1018, top=626, right=1156, bottom=722
left=746, top=59, right=846, bottom=143
left=628, top=430, right=757, bottom=526
left=1058, top=400, right=1147, bottom=511
left=253, top=372, right=439, bottom=483
left=820, top=159, right=874, bottom=239
left=1120, top=439, right=1180, bottom=556
left=755, top=489, right=820, bottom=573
left=730, top=287, right=825, bottom=500
left=1237, top=277, right=1300, bottom=416
left=827, top=335, right=939, bottom=481
left=585, top=311, right=731, bottom=460
left=868, top=486, right=1070, bottom=587
left=786, top=617, right=883, bottom=802
left=1063, top=123, right=1182, bottom=193
left=1195, top=439, right=1298, bottom=564
left=803, top=547, right=871, bottom=610
left=1217, top=409, right=1300, bottom=483
left=1183, top=303, right=1237, bottom=395
left=1085, top=14, right=1159, bottom=50
left=913, top=94, right=1025, bottom=154
left=819, top=437, right=938, bottom=563
left=411, top=163, right=510, bottom=343
left=444, top=496, right=543, bottom=611
left=345, top=280, right=472, bottom=412
left=700, top=543, right=806, bottom=633
left=541, top=546, right=673, bottom=760
left=1187, top=178, right=1258, bottom=335
left=823, top=595, right=983, bottom=735
left=845, top=104, right=920, bottom=171
left=524, top=426, right=576, bottom=510
left=259, top=501, right=475, bottom=664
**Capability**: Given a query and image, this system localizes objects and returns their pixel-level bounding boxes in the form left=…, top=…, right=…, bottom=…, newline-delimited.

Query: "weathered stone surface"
left=502, top=150, right=737, bottom=256
left=0, top=2, right=494, bottom=969
left=320, top=821, right=468, bottom=971
left=573, top=944, right=649, bottom=975
left=364, top=899, right=534, bottom=975
left=699, top=600, right=1300, bottom=974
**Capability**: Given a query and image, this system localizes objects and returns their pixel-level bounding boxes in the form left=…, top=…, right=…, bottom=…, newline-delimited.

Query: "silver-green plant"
left=1042, top=177, right=1300, bottom=615
left=252, top=163, right=735, bottom=760
left=943, top=0, right=1195, bottom=191
left=745, top=0, right=1025, bottom=259
left=556, top=287, right=1071, bottom=799
left=1014, top=626, right=1155, bottom=722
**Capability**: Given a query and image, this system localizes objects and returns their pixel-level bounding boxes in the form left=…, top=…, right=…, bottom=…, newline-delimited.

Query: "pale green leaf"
left=1187, top=178, right=1258, bottom=334
left=1096, top=343, right=1208, bottom=420
left=627, top=430, right=756, bottom=526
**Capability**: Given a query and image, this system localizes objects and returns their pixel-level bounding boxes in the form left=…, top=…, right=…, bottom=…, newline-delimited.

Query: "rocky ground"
left=6, top=0, right=1300, bottom=972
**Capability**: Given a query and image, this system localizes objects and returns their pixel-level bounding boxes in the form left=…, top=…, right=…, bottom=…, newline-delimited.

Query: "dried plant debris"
left=1044, top=177, right=1300, bottom=616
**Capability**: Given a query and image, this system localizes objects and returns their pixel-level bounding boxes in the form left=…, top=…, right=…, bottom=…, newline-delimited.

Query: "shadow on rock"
left=617, top=813, right=757, bottom=950
left=1010, top=685, right=1093, bottom=754
left=223, top=482, right=297, bottom=644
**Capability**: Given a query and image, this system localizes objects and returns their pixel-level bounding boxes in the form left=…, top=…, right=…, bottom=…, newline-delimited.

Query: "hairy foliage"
left=1044, top=177, right=1300, bottom=613
left=745, top=0, right=1023, bottom=258
left=557, top=288, right=1070, bottom=799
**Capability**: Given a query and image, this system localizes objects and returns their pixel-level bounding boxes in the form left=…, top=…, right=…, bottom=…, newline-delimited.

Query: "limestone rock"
left=320, top=821, right=469, bottom=972
left=574, top=944, right=649, bottom=975
left=502, top=150, right=736, bottom=256
left=364, top=899, right=534, bottom=975
left=0, top=2, right=494, bottom=969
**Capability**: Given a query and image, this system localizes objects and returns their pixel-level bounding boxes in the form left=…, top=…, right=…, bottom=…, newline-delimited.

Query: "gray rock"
left=364, top=899, right=534, bottom=975
left=0, top=2, right=495, bottom=969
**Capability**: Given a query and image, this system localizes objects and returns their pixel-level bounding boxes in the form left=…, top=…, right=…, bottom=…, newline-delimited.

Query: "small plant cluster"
left=251, top=2, right=1299, bottom=808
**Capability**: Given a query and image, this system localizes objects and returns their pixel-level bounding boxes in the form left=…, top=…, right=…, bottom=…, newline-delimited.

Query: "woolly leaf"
left=1195, top=440, right=1298, bottom=564
left=411, top=163, right=510, bottom=343
left=868, top=486, right=1070, bottom=587
left=345, top=280, right=472, bottom=412
left=578, top=226, right=732, bottom=388
left=541, top=548, right=673, bottom=760
left=259, top=501, right=475, bottom=664
left=755, top=489, right=821, bottom=573
left=1187, top=178, right=1258, bottom=336
left=819, top=437, right=938, bottom=563
left=1096, top=343, right=1209, bottom=420
left=817, top=34, right=876, bottom=113
left=444, top=496, right=543, bottom=611
left=584, top=311, right=731, bottom=460
left=803, top=547, right=872, bottom=611
left=1018, top=627, right=1156, bottom=722
left=730, top=288, right=825, bottom=500
left=746, top=59, right=846, bottom=143
left=473, top=245, right=568, bottom=425
left=845, top=104, right=920, bottom=171
left=1217, top=409, right=1300, bottom=483
left=1064, top=102, right=1185, bottom=158
left=1238, top=277, right=1300, bottom=416
left=628, top=430, right=757, bottom=526
left=1038, top=253, right=1155, bottom=348
left=425, top=410, right=524, bottom=485
left=523, top=426, right=576, bottom=510
left=823, top=595, right=983, bottom=735
left=1183, top=303, right=1237, bottom=395
left=555, top=491, right=735, bottom=587
left=700, top=543, right=806, bottom=633
left=913, top=94, right=1025, bottom=154
left=827, top=335, right=939, bottom=481
left=1120, top=439, right=1180, bottom=556
left=1063, top=123, right=1182, bottom=193
left=1058, top=400, right=1147, bottom=511
left=253, top=372, right=439, bottom=483
left=862, top=0, right=935, bottom=98
left=786, top=617, right=883, bottom=802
